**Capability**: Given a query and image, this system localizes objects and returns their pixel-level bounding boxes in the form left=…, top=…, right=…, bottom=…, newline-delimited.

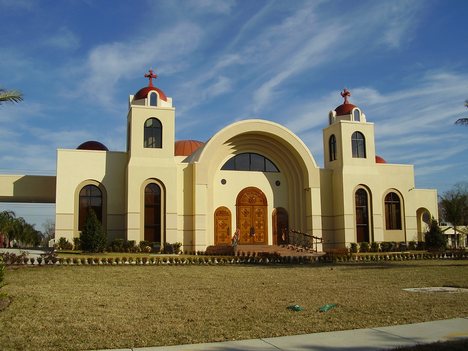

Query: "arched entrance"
left=273, top=207, right=289, bottom=245
left=214, top=206, right=232, bottom=245
left=236, top=187, right=268, bottom=245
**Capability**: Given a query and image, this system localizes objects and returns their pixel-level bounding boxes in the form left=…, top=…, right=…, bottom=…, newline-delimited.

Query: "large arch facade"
left=190, top=119, right=321, bottom=250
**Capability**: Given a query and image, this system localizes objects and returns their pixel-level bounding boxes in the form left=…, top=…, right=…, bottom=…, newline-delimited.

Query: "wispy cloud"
left=43, top=27, right=80, bottom=51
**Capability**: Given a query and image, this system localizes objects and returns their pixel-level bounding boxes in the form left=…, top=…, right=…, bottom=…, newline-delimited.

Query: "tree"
left=42, top=219, right=55, bottom=247
left=79, top=209, right=107, bottom=252
left=0, top=211, right=16, bottom=247
left=425, top=218, right=447, bottom=251
left=439, top=182, right=468, bottom=248
left=454, top=99, right=468, bottom=126
left=0, top=88, right=23, bottom=104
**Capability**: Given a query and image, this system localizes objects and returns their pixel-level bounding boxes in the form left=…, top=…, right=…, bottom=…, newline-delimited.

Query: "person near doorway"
left=232, top=228, right=240, bottom=248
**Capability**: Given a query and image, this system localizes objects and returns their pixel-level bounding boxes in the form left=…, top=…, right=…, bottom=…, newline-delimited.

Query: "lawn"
left=0, top=260, right=467, bottom=351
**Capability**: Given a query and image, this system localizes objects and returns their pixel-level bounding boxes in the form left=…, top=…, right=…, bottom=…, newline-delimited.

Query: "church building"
left=1, top=70, right=438, bottom=251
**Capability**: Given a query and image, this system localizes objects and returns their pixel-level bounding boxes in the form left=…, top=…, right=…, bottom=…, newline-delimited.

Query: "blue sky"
left=1, top=0, right=467, bottom=231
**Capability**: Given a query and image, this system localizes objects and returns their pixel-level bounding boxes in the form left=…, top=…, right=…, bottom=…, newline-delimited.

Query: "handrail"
left=288, top=229, right=322, bottom=252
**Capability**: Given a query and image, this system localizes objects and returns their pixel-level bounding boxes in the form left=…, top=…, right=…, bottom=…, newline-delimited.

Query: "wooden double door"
left=236, top=187, right=268, bottom=245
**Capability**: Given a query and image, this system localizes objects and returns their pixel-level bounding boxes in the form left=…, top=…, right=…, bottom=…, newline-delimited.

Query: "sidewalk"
left=95, top=317, right=468, bottom=351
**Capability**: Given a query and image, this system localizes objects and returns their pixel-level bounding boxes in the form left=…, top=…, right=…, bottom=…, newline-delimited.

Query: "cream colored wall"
left=126, top=93, right=178, bottom=244
left=192, top=119, right=322, bottom=251
left=176, top=159, right=195, bottom=250
left=209, top=168, right=288, bottom=246
left=55, top=149, right=127, bottom=242
left=322, top=115, right=438, bottom=249
left=0, top=175, right=55, bottom=203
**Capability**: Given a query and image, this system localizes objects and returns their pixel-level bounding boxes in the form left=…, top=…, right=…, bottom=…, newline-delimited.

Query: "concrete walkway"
left=94, top=317, right=468, bottom=351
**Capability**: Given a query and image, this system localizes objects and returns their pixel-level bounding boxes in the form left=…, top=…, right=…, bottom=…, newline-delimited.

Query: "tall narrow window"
left=145, top=183, right=161, bottom=243
left=149, top=92, right=157, bottom=106
left=385, top=192, right=402, bottom=230
left=355, top=188, right=370, bottom=242
left=329, top=134, right=337, bottom=161
left=144, top=118, right=162, bottom=148
left=352, top=131, right=366, bottom=158
left=79, top=185, right=103, bottom=231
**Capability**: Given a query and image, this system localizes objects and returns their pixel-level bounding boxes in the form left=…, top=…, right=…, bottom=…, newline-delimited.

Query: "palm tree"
left=455, top=100, right=468, bottom=126
left=0, top=88, right=23, bottom=104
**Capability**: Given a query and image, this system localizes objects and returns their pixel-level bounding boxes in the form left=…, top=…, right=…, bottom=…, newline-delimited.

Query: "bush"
left=0, top=255, right=4, bottom=288
left=359, top=242, right=369, bottom=253
left=408, top=241, right=417, bottom=250
left=108, top=239, right=124, bottom=252
left=56, top=237, right=73, bottom=250
left=425, top=219, right=447, bottom=251
left=370, top=242, right=380, bottom=252
left=79, top=209, right=107, bottom=253
left=73, top=237, right=81, bottom=251
left=350, top=243, right=358, bottom=253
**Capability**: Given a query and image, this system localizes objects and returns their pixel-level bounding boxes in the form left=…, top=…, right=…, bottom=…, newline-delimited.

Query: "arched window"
left=352, top=131, right=366, bottom=158
left=149, top=92, right=157, bottom=106
left=144, top=118, right=162, bottom=148
left=221, top=153, right=279, bottom=172
left=385, top=192, right=402, bottom=230
left=329, top=134, right=337, bottom=161
left=353, top=109, right=360, bottom=121
left=144, top=183, right=162, bottom=243
left=79, top=185, right=103, bottom=231
left=355, top=188, right=370, bottom=242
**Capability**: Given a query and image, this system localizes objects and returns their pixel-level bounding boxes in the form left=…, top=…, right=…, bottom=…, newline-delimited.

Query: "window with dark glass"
left=352, top=131, right=366, bottom=158
left=145, top=183, right=161, bottom=243
left=221, top=153, right=279, bottom=172
left=144, top=118, right=162, bottom=148
left=353, top=109, right=360, bottom=121
left=149, top=92, right=157, bottom=106
left=355, top=188, right=370, bottom=242
left=385, top=192, right=402, bottom=230
left=329, top=134, right=337, bottom=161
left=79, top=185, right=103, bottom=231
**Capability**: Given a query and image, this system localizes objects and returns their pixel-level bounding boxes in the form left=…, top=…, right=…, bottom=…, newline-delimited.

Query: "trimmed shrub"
left=370, top=242, right=380, bottom=252
left=56, top=237, right=73, bottom=250
left=408, top=241, right=417, bottom=250
left=350, top=243, right=358, bottom=253
left=80, top=209, right=107, bottom=253
left=73, top=237, right=81, bottom=251
left=359, top=242, right=370, bottom=253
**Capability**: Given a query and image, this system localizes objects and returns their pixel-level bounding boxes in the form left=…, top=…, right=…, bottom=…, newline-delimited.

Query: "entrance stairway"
left=205, top=244, right=324, bottom=257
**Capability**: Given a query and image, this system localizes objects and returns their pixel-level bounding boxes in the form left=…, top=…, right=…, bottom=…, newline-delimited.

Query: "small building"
left=0, top=71, right=438, bottom=251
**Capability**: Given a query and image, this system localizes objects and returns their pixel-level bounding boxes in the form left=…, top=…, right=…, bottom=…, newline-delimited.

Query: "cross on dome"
left=341, top=88, right=351, bottom=104
left=144, top=69, right=158, bottom=87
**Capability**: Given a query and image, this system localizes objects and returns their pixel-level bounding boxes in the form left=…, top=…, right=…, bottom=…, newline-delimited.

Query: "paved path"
left=94, top=317, right=468, bottom=351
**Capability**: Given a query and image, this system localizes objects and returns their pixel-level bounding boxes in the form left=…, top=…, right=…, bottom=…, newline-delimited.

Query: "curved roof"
left=77, top=141, right=109, bottom=151
left=334, top=102, right=357, bottom=116
left=134, top=86, right=167, bottom=102
left=175, top=140, right=204, bottom=156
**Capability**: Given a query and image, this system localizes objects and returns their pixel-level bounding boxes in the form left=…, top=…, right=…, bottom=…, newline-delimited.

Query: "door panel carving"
left=236, top=187, right=267, bottom=245
left=214, top=206, right=231, bottom=245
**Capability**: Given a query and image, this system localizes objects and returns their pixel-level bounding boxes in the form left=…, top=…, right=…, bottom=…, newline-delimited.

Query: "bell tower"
left=323, top=89, right=376, bottom=170
left=127, top=69, right=175, bottom=158
left=125, top=69, right=178, bottom=244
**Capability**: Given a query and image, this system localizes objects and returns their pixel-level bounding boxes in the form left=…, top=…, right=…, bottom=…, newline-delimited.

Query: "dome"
left=77, top=141, right=109, bottom=151
left=134, top=86, right=167, bottom=102
left=335, top=102, right=357, bottom=116
left=175, top=140, right=204, bottom=156
left=375, top=155, right=387, bottom=164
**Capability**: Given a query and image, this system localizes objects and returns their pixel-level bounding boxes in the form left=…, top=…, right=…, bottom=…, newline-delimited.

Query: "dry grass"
left=0, top=260, right=467, bottom=351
